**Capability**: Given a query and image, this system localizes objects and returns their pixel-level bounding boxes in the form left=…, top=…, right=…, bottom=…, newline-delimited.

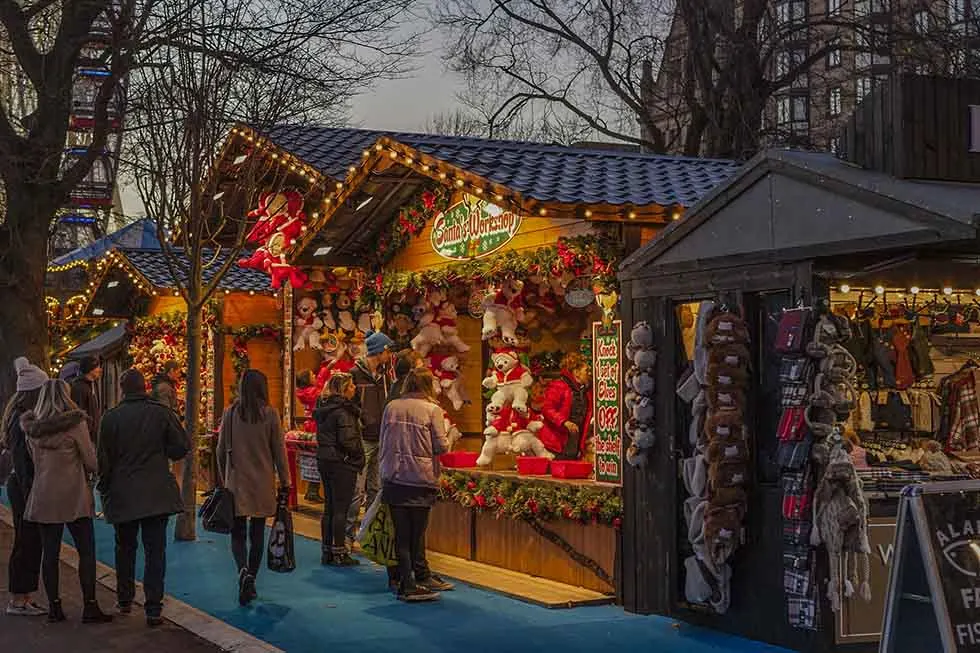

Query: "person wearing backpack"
left=97, top=368, right=189, bottom=626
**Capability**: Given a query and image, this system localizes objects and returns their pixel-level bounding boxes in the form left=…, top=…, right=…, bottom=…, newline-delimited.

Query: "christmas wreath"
left=438, top=470, right=623, bottom=528
left=223, top=324, right=284, bottom=388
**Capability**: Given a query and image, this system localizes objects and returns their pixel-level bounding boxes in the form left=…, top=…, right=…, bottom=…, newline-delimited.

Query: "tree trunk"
left=0, top=188, right=56, bottom=398
left=175, top=304, right=203, bottom=541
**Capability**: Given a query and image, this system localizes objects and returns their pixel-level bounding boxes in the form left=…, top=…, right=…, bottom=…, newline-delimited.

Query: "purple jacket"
left=379, top=393, right=449, bottom=489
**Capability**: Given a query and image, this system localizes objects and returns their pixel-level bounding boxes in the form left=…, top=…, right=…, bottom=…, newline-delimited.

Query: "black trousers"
left=318, top=461, right=358, bottom=553
left=390, top=505, right=431, bottom=591
left=231, top=516, right=266, bottom=577
left=115, top=515, right=169, bottom=617
left=41, top=518, right=97, bottom=604
left=6, top=475, right=41, bottom=595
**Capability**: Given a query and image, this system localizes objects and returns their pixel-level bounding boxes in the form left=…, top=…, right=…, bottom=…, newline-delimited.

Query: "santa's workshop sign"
left=430, top=195, right=522, bottom=260
left=593, top=320, right=623, bottom=485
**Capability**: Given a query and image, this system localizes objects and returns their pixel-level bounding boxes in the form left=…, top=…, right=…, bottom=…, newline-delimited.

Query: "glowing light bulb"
left=839, top=284, right=850, bottom=294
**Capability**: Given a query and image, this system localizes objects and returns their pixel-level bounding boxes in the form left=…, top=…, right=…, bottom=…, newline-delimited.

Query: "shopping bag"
left=358, top=495, right=398, bottom=567
left=267, top=491, right=296, bottom=573
left=200, top=486, right=236, bottom=534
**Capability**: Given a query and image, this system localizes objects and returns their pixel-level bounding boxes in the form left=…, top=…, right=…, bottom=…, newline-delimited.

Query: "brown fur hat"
left=704, top=503, right=745, bottom=566
left=706, top=438, right=749, bottom=465
left=707, top=343, right=751, bottom=369
left=710, top=486, right=747, bottom=508
left=706, top=387, right=745, bottom=412
left=705, top=313, right=749, bottom=346
left=706, top=359, right=749, bottom=390
left=709, top=459, right=749, bottom=490
left=703, top=410, right=744, bottom=443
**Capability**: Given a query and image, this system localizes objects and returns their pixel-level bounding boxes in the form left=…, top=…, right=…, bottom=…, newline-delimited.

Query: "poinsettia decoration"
left=375, top=184, right=451, bottom=265
left=438, top=470, right=622, bottom=528
left=223, top=324, right=284, bottom=394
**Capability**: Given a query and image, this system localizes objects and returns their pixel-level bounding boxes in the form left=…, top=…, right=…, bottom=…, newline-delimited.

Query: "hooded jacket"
left=97, top=393, right=189, bottom=524
left=21, top=409, right=96, bottom=524
left=537, top=370, right=594, bottom=456
left=313, top=395, right=364, bottom=470
left=351, top=360, right=389, bottom=442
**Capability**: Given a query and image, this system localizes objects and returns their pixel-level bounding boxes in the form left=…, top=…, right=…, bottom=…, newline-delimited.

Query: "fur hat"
left=710, top=486, right=747, bottom=508
left=706, top=387, right=745, bottom=413
left=707, top=343, right=750, bottom=369
left=704, top=503, right=745, bottom=566
left=703, top=410, right=744, bottom=443
left=706, top=438, right=749, bottom=465
left=709, top=459, right=748, bottom=490
left=706, top=359, right=748, bottom=390
left=704, top=312, right=749, bottom=345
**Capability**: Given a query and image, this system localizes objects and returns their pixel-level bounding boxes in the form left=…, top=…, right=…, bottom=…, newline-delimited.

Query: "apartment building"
left=649, top=0, right=978, bottom=156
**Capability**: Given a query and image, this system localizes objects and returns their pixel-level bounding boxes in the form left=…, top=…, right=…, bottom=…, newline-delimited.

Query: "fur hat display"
left=706, top=387, right=745, bottom=412
left=704, top=312, right=750, bottom=346
left=706, top=438, right=749, bottom=465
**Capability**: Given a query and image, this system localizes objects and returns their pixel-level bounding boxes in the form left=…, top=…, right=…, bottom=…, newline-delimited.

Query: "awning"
left=68, top=322, right=128, bottom=360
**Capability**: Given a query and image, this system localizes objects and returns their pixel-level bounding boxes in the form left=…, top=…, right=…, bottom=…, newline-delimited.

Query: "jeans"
left=6, top=475, right=41, bottom=595
left=318, top=461, right=358, bottom=554
left=231, top=516, right=266, bottom=576
left=115, top=515, right=169, bottom=617
left=390, top=505, right=431, bottom=592
left=346, top=440, right=380, bottom=539
left=41, top=518, right=97, bottom=603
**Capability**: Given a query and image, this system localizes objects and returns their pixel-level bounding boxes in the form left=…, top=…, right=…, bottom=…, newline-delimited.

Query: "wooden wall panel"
left=224, top=294, right=279, bottom=326
left=148, top=296, right=186, bottom=316
left=472, top=511, right=615, bottom=594
left=427, top=501, right=472, bottom=559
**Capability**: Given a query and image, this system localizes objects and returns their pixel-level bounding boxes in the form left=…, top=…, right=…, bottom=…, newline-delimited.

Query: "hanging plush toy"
left=509, top=383, right=552, bottom=458
left=434, top=300, right=470, bottom=353
left=238, top=232, right=309, bottom=289
left=428, top=353, right=468, bottom=411
left=334, top=292, right=357, bottom=334
left=483, top=348, right=534, bottom=415
left=293, top=297, right=323, bottom=351
left=481, top=279, right=525, bottom=345
left=411, top=289, right=447, bottom=357
left=239, top=190, right=309, bottom=289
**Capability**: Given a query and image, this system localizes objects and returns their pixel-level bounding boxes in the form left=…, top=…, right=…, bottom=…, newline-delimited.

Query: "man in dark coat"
left=150, top=360, right=181, bottom=415
left=97, top=368, right=190, bottom=626
left=70, top=356, right=102, bottom=446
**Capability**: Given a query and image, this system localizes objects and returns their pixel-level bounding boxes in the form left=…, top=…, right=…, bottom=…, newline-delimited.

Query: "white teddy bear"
left=510, top=414, right=553, bottom=459
left=293, top=297, right=323, bottom=351
left=411, top=290, right=447, bottom=357
left=477, top=405, right=515, bottom=466
left=434, top=300, right=470, bottom=353
left=429, top=353, right=468, bottom=411
left=481, top=279, right=525, bottom=345
left=482, top=348, right=533, bottom=415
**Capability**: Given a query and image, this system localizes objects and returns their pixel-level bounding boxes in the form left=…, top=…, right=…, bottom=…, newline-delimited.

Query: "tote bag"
left=201, top=420, right=236, bottom=534
left=267, top=490, right=296, bottom=573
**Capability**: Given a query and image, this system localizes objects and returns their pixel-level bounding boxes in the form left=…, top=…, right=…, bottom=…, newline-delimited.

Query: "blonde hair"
left=34, top=379, right=78, bottom=421
left=562, top=351, right=589, bottom=372
left=323, top=372, right=354, bottom=398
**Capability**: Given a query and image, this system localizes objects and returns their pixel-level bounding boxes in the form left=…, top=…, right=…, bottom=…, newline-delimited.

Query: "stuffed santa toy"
left=245, top=191, right=305, bottom=245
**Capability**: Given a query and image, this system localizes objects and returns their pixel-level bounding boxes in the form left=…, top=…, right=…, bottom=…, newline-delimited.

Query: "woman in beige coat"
left=215, top=369, right=289, bottom=606
left=22, top=379, right=111, bottom=624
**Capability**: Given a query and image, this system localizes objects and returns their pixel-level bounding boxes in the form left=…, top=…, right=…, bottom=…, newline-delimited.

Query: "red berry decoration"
left=495, top=495, right=506, bottom=506
left=466, top=481, right=477, bottom=491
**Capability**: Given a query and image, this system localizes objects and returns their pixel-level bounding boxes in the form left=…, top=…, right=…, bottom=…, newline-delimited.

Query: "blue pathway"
left=3, top=493, right=789, bottom=653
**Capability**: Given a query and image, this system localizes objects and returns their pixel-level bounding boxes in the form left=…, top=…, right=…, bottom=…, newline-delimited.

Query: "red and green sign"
left=430, top=196, right=522, bottom=260
left=593, top=320, right=623, bottom=485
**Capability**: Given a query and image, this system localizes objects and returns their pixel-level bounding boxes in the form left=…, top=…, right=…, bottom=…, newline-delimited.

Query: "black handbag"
left=201, top=420, right=236, bottom=534
left=267, top=490, right=296, bottom=573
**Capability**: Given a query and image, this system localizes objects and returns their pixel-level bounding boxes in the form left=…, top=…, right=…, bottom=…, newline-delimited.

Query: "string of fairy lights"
left=834, top=285, right=980, bottom=302
left=227, top=126, right=686, bottom=264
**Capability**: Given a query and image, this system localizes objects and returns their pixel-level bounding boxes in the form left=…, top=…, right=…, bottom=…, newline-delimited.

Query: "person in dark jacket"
left=97, top=369, right=190, bottom=626
left=3, top=357, right=47, bottom=616
left=150, top=361, right=181, bottom=415
left=313, top=372, right=364, bottom=567
left=70, top=356, right=102, bottom=445
left=346, top=330, right=395, bottom=541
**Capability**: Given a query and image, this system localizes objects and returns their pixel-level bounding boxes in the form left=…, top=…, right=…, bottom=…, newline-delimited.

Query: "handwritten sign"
left=592, top=320, right=622, bottom=485
left=430, top=196, right=521, bottom=260
left=881, top=481, right=980, bottom=653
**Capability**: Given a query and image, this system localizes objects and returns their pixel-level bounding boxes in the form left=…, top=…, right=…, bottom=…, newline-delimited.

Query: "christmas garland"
left=438, top=470, right=623, bottom=528
left=375, top=184, right=452, bottom=265
left=381, top=232, right=623, bottom=297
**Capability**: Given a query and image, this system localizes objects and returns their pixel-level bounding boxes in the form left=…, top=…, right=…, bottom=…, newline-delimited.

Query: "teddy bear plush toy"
left=411, top=291, right=447, bottom=357
left=427, top=353, right=468, bottom=411
left=293, top=296, right=323, bottom=351
left=483, top=348, right=534, bottom=415
left=433, top=300, right=470, bottom=353
left=477, top=404, right=524, bottom=466
left=334, top=292, right=357, bottom=335
left=481, top=278, right=525, bottom=345
left=320, top=293, right=337, bottom=331
left=443, top=411, right=463, bottom=450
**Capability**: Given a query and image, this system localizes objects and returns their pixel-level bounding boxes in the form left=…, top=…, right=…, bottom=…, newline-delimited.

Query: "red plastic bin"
left=550, top=460, right=592, bottom=480
left=516, top=456, right=551, bottom=476
left=440, top=451, right=479, bottom=468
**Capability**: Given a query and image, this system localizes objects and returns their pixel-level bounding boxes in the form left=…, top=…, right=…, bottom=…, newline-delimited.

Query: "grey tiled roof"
left=122, top=249, right=270, bottom=291
left=259, top=125, right=739, bottom=208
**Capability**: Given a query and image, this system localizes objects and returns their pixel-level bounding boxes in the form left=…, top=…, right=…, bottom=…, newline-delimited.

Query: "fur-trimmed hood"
left=20, top=409, right=88, bottom=447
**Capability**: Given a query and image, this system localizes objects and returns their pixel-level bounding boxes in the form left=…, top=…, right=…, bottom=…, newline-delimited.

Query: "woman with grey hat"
left=3, top=357, right=48, bottom=616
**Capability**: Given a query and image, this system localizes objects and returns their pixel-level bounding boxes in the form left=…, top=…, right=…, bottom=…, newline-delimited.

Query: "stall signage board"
left=592, top=320, right=622, bottom=485
left=880, top=481, right=980, bottom=653
left=298, top=453, right=320, bottom=483
left=430, top=196, right=522, bottom=260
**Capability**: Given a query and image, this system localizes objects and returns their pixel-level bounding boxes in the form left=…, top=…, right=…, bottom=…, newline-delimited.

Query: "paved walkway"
left=0, top=521, right=220, bottom=653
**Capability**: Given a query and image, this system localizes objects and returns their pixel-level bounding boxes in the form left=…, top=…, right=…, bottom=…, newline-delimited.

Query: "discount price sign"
left=592, top=320, right=623, bottom=485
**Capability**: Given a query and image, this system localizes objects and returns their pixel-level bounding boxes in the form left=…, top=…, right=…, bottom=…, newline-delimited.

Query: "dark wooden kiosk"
left=618, top=74, right=980, bottom=651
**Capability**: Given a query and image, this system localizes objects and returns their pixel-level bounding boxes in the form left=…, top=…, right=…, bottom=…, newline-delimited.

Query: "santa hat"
left=493, top=347, right=521, bottom=363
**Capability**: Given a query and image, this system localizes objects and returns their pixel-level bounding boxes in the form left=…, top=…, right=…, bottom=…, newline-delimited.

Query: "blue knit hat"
left=364, top=331, right=395, bottom=356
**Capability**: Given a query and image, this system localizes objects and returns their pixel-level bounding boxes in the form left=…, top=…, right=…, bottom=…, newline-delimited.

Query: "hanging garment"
left=892, top=327, right=915, bottom=389
left=908, top=324, right=935, bottom=379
